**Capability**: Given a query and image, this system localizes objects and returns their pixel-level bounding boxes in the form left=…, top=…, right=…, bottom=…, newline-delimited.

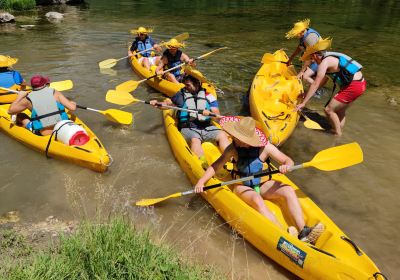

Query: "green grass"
left=0, top=218, right=225, bottom=280
left=0, top=0, right=36, bottom=11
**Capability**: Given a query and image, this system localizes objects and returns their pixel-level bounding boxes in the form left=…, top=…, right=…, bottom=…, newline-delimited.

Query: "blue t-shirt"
left=0, top=70, right=24, bottom=88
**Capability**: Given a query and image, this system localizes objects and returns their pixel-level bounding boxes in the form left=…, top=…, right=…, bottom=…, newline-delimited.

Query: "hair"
left=182, top=75, right=201, bottom=87
left=316, top=50, right=326, bottom=56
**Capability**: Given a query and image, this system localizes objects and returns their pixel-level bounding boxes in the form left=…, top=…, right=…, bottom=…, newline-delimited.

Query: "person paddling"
left=194, top=116, right=325, bottom=243
left=155, top=38, right=194, bottom=84
left=285, top=19, right=322, bottom=88
left=150, top=74, right=230, bottom=168
left=0, top=55, right=26, bottom=94
left=128, top=27, right=162, bottom=70
left=8, top=75, right=76, bottom=136
left=295, top=38, right=366, bottom=136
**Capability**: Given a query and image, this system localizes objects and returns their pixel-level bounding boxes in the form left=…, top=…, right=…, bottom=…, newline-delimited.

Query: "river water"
left=1, top=0, right=399, bottom=279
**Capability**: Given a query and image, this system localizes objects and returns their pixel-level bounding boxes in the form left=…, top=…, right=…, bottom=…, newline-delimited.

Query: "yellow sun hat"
left=301, top=37, right=332, bottom=61
left=164, top=38, right=185, bottom=49
left=0, top=55, right=18, bottom=67
left=130, top=26, right=153, bottom=35
left=285, top=19, right=310, bottom=39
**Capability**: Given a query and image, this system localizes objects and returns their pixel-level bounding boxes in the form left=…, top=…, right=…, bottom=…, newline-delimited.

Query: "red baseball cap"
left=30, top=75, right=50, bottom=89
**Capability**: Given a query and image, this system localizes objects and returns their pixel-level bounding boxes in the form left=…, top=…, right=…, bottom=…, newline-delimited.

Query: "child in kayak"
left=0, top=55, right=26, bottom=93
left=194, top=116, right=325, bottom=243
left=129, top=27, right=162, bottom=70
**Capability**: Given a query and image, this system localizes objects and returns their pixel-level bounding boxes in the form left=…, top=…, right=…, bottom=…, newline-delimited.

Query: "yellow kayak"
left=128, top=52, right=217, bottom=97
left=250, top=50, right=303, bottom=146
left=0, top=104, right=111, bottom=172
left=162, top=109, right=384, bottom=279
left=0, top=85, right=19, bottom=103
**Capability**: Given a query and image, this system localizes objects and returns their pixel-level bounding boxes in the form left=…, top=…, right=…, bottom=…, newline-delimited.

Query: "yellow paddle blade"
left=103, top=109, right=133, bottom=125
left=49, top=80, right=74, bottom=91
left=173, top=32, right=189, bottom=42
left=303, top=118, right=324, bottom=130
left=304, top=142, right=363, bottom=171
left=115, top=80, right=140, bottom=92
left=105, top=90, right=137, bottom=105
left=135, top=192, right=182, bottom=207
left=98, top=59, right=117, bottom=69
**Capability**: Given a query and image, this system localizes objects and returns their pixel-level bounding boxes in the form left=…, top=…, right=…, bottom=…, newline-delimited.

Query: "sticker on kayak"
left=277, top=237, right=306, bottom=268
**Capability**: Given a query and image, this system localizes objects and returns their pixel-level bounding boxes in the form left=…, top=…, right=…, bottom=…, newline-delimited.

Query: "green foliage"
left=0, top=218, right=225, bottom=280
left=0, top=0, right=36, bottom=11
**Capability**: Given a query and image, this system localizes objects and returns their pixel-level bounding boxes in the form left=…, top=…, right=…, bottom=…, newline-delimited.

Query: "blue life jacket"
left=235, top=145, right=264, bottom=187
left=134, top=36, right=154, bottom=57
left=0, top=70, right=23, bottom=88
left=164, top=49, right=182, bottom=77
left=27, top=87, right=69, bottom=130
left=299, top=28, right=320, bottom=49
left=178, top=89, right=211, bottom=129
left=323, top=52, right=363, bottom=88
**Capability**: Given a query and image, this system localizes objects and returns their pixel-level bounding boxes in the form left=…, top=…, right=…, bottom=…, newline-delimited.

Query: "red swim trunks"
left=334, top=79, right=366, bottom=104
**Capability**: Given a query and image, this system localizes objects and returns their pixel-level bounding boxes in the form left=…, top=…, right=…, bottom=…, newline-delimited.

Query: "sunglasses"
left=138, top=33, right=146, bottom=36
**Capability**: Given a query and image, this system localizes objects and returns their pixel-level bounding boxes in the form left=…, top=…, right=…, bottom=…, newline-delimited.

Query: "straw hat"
left=220, top=116, right=268, bottom=147
left=301, top=37, right=332, bottom=61
left=130, top=26, right=153, bottom=35
left=30, top=75, right=50, bottom=89
left=164, top=38, right=185, bottom=49
left=0, top=55, right=18, bottom=67
left=285, top=19, right=310, bottom=39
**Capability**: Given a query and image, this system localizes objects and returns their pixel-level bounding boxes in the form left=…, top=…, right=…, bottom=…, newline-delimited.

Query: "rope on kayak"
left=373, top=272, right=388, bottom=280
left=264, top=111, right=289, bottom=121
left=102, top=153, right=113, bottom=167
left=45, top=121, right=70, bottom=158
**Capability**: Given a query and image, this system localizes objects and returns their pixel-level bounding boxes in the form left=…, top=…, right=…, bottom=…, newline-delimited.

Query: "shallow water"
left=0, top=0, right=399, bottom=279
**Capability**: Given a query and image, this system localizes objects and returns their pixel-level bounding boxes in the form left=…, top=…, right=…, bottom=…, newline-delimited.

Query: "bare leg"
left=261, top=181, right=305, bottom=230
left=324, top=99, right=349, bottom=136
left=234, top=184, right=282, bottom=227
left=164, top=72, right=180, bottom=84
left=216, top=131, right=230, bottom=152
left=190, top=137, right=204, bottom=158
left=142, top=58, right=150, bottom=70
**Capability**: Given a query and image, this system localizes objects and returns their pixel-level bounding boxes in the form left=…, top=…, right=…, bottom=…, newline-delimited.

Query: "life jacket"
left=299, top=28, right=320, bottom=49
left=163, top=49, right=182, bottom=77
left=233, top=144, right=273, bottom=187
left=27, top=87, right=69, bottom=130
left=323, top=52, right=363, bottom=88
left=178, top=89, right=211, bottom=129
left=134, top=36, right=154, bottom=57
left=0, top=71, right=22, bottom=88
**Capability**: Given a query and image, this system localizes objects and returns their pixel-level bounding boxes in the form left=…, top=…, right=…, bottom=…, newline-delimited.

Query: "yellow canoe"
left=162, top=109, right=384, bottom=279
left=128, top=52, right=217, bottom=97
left=0, top=84, right=19, bottom=103
left=0, top=104, right=111, bottom=172
left=250, top=50, right=303, bottom=146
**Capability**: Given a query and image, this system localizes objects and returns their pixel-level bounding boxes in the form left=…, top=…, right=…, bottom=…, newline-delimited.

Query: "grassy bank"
left=0, top=0, right=35, bottom=11
left=0, top=218, right=225, bottom=280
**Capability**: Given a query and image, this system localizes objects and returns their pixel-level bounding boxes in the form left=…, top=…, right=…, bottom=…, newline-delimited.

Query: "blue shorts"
left=25, top=121, right=41, bottom=135
left=308, top=62, right=318, bottom=73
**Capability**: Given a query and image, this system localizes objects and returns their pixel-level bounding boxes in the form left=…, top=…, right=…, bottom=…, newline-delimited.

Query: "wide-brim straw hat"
left=301, top=37, right=332, bottom=61
left=164, top=38, right=185, bottom=49
left=130, top=26, right=153, bottom=35
left=220, top=116, right=268, bottom=147
left=0, top=55, right=18, bottom=67
left=285, top=18, right=310, bottom=39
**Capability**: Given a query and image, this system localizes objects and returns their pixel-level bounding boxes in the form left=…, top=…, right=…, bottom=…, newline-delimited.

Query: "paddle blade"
left=105, top=90, right=137, bottom=105
left=115, top=80, right=140, bottom=92
left=305, top=142, right=363, bottom=171
left=98, top=59, right=117, bottom=69
left=173, top=32, right=189, bottom=42
left=104, top=109, right=133, bottom=125
left=49, top=80, right=73, bottom=91
left=136, top=193, right=182, bottom=207
left=303, top=118, right=324, bottom=130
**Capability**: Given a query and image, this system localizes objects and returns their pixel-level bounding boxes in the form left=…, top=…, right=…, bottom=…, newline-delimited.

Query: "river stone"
left=0, top=13, right=15, bottom=23
left=45, top=12, right=64, bottom=21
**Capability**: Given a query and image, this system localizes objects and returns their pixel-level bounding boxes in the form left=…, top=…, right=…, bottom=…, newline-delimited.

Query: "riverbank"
left=0, top=0, right=35, bottom=11
left=0, top=216, right=225, bottom=279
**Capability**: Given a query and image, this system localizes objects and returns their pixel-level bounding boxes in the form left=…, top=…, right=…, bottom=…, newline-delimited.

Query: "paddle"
left=76, top=105, right=133, bottom=125
left=116, top=47, right=228, bottom=93
left=280, top=93, right=323, bottom=130
left=135, top=142, right=363, bottom=206
left=98, top=32, right=190, bottom=69
left=1, top=80, right=74, bottom=94
left=105, top=89, right=221, bottom=118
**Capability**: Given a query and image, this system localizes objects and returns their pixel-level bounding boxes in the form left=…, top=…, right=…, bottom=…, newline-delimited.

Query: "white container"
left=54, top=120, right=89, bottom=146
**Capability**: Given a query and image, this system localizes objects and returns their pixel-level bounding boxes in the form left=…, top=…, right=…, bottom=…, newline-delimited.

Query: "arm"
left=296, top=59, right=329, bottom=111
left=55, top=91, right=76, bottom=111
left=261, top=143, right=294, bottom=174
left=194, top=144, right=235, bottom=193
left=155, top=56, right=167, bottom=74
left=287, top=45, right=302, bottom=65
left=8, top=97, right=30, bottom=114
left=181, top=53, right=196, bottom=67
left=153, top=43, right=162, bottom=53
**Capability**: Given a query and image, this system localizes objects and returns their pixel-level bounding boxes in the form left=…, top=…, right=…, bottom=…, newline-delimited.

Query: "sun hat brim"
left=0, top=56, right=18, bottom=67
left=285, top=19, right=310, bottom=39
left=301, top=37, right=332, bottom=61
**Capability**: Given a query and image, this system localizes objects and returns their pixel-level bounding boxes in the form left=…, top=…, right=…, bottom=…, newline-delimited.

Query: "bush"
left=0, top=0, right=36, bottom=11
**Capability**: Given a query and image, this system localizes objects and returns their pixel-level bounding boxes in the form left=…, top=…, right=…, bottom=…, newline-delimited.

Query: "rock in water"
left=45, top=12, right=64, bottom=22
left=0, top=13, right=15, bottom=24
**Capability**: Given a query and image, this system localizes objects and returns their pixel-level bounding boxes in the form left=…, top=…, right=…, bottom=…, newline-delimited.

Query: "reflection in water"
left=0, top=1, right=399, bottom=279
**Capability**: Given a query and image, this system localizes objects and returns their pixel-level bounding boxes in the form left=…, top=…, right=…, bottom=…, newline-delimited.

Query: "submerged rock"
left=0, top=13, right=15, bottom=24
left=45, top=11, right=64, bottom=22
